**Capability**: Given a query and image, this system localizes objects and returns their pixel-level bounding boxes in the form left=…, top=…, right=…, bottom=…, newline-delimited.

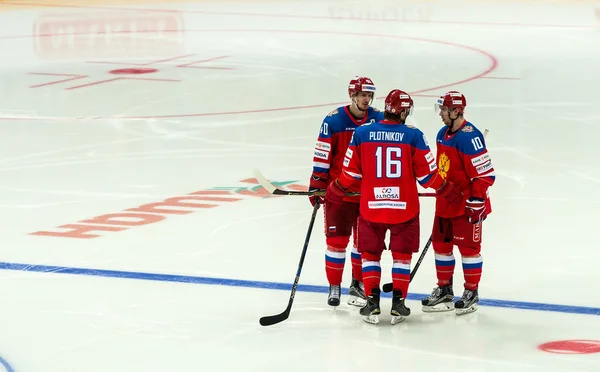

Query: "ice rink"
left=0, top=0, right=599, bottom=370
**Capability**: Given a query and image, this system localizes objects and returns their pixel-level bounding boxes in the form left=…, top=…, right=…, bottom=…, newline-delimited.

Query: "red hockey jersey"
left=311, top=105, right=384, bottom=202
left=338, top=120, right=443, bottom=224
left=435, top=120, right=495, bottom=218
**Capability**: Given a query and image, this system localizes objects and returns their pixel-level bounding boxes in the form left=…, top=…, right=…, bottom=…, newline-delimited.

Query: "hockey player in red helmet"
left=421, top=91, right=496, bottom=315
left=325, top=89, right=461, bottom=324
left=308, top=76, right=384, bottom=307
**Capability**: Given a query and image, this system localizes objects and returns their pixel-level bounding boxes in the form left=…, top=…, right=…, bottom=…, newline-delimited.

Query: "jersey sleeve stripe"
left=313, top=161, right=330, bottom=170
left=343, top=170, right=362, bottom=179
left=417, top=173, right=434, bottom=184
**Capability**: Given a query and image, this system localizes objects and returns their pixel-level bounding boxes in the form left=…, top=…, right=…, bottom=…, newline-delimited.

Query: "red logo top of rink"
left=33, top=11, right=185, bottom=60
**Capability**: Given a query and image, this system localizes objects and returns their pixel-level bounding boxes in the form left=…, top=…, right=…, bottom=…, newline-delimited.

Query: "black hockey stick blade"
left=382, top=236, right=433, bottom=293
left=382, top=282, right=393, bottom=293
left=259, top=202, right=320, bottom=326
left=259, top=308, right=290, bottom=326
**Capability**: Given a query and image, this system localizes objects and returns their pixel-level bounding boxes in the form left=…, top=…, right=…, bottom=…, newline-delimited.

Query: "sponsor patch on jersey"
left=473, top=221, right=482, bottom=242
left=471, top=153, right=490, bottom=166
left=425, top=152, right=434, bottom=163
left=315, top=141, right=331, bottom=151
left=476, top=161, right=493, bottom=174
left=374, top=187, right=400, bottom=200
left=314, top=150, right=329, bottom=160
left=327, top=109, right=339, bottom=117
left=343, top=157, right=350, bottom=167
left=345, top=148, right=353, bottom=158
left=461, top=125, right=474, bottom=133
left=429, top=162, right=437, bottom=171
left=368, top=201, right=407, bottom=209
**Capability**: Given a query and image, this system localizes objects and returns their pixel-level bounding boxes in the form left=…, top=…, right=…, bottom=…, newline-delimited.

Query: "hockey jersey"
left=338, top=120, right=443, bottom=224
left=311, top=105, right=384, bottom=202
left=435, top=120, right=495, bottom=218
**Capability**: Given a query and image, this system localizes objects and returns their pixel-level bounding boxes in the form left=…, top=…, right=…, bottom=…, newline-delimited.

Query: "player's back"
left=352, top=121, right=426, bottom=224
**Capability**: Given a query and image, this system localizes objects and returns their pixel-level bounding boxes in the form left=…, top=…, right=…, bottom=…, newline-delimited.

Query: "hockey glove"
left=325, top=179, right=347, bottom=204
left=465, top=197, right=486, bottom=224
left=308, top=175, right=327, bottom=207
left=436, top=180, right=463, bottom=205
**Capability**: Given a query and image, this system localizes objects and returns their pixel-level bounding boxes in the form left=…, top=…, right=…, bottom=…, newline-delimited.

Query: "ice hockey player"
left=324, top=89, right=463, bottom=324
left=309, top=76, right=385, bottom=307
left=421, top=91, right=495, bottom=315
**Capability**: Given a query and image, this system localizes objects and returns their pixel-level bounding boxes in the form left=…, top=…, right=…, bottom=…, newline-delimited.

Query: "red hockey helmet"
left=435, top=91, right=467, bottom=114
left=384, top=89, right=414, bottom=116
left=348, top=76, right=376, bottom=98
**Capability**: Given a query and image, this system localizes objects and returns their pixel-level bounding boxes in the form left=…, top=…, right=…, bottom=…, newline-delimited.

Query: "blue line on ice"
left=0, top=261, right=597, bottom=316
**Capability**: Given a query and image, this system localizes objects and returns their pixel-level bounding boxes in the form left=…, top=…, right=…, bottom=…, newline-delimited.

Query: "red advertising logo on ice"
left=34, top=11, right=185, bottom=60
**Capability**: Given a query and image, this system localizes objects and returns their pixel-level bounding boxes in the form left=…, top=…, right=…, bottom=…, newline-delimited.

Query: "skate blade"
left=348, top=289, right=367, bottom=300
left=421, top=302, right=455, bottom=313
left=456, top=303, right=478, bottom=315
left=347, top=295, right=367, bottom=307
left=391, top=315, right=406, bottom=325
left=362, top=314, right=379, bottom=324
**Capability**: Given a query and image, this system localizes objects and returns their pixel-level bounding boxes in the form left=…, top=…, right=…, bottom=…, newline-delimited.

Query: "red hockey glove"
left=465, top=197, right=487, bottom=224
left=325, top=179, right=347, bottom=204
left=436, top=180, right=463, bottom=205
left=308, top=175, right=327, bottom=207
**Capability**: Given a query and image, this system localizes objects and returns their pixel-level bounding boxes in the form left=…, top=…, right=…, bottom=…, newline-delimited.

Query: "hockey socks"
left=435, top=253, right=455, bottom=287
left=325, top=247, right=346, bottom=285
left=391, top=252, right=411, bottom=298
left=350, top=246, right=362, bottom=281
left=362, top=260, right=381, bottom=297
left=462, top=255, right=483, bottom=290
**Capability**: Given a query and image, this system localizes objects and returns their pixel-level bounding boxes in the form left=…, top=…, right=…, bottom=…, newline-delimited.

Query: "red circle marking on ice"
left=538, top=340, right=600, bottom=354
left=0, top=29, right=498, bottom=120
left=109, top=68, right=158, bottom=75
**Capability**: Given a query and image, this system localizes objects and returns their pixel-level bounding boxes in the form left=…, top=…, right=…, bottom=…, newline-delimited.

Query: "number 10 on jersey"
left=375, top=146, right=402, bottom=178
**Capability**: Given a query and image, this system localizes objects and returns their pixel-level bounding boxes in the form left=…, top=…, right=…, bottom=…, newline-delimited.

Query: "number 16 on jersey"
left=375, top=146, right=402, bottom=179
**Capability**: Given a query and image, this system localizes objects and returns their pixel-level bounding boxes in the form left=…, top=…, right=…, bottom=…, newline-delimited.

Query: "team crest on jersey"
left=438, top=153, right=450, bottom=179
left=327, top=109, right=339, bottom=117
left=461, top=125, right=474, bottom=133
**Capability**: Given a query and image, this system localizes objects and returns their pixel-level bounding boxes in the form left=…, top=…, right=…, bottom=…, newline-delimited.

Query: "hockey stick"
left=259, top=201, right=320, bottom=326
left=382, top=128, right=490, bottom=293
left=382, top=236, right=432, bottom=293
left=253, top=169, right=436, bottom=197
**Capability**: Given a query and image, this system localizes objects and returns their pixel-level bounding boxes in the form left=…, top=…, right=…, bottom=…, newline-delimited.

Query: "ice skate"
left=421, top=285, right=455, bottom=312
left=327, top=285, right=341, bottom=307
left=347, top=278, right=367, bottom=307
left=390, top=289, right=411, bottom=325
left=455, top=288, right=479, bottom=315
left=359, top=287, right=381, bottom=324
